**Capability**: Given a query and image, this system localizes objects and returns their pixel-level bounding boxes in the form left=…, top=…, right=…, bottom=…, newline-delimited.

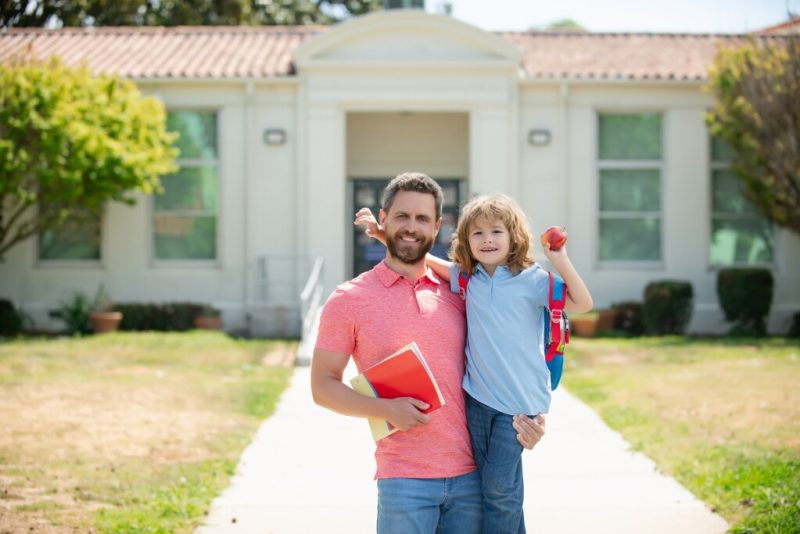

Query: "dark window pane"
left=155, top=166, right=218, bottom=212
left=599, top=217, right=661, bottom=261
left=711, top=136, right=736, bottom=162
left=598, top=113, right=662, bottom=160
left=39, top=218, right=101, bottom=261
left=600, top=169, right=660, bottom=212
left=167, top=111, right=218, bottom=160
left=711, top=218, right=773, bottom=265
left=154, top=215, right=217, bottom=259
left=713, top=169, right=760, bottom=215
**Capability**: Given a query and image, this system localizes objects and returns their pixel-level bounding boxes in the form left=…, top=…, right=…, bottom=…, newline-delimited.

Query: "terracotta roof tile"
left=499, top=31, right=782, bottom=81
left=0, top=26, right=790, bottom=81
left=0, top=26, right=322, bottom=79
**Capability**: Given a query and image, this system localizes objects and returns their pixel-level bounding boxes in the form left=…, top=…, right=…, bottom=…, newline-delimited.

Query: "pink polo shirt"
left=315, top=260, right=475, bottom=480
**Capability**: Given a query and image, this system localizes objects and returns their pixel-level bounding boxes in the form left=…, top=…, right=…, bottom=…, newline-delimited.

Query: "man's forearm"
left=312, top=374, right=389, bottom=420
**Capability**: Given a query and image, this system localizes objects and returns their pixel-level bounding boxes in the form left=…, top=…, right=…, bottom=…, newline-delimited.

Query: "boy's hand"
left=542, top=241, right=568, bottom=264
left=354, top=207, right=387, bottom=245
left=513, top=414, right=545, bottom=449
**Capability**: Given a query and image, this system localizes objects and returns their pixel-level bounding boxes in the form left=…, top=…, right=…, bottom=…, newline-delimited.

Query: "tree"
left=543, top=18, right=586, bottom=32
left=1, top=0, right=383, bottom=27
left=0, top=53, right=178, bottom=260
left=705, top=36, right=800, bottom=235
left=528, top=18, right=587, bottom=33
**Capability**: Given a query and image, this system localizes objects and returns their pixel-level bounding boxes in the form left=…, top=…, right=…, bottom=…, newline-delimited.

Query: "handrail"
left=300, top=257, right=324, bottom=303
left=298, top=257, right=324, bottom=365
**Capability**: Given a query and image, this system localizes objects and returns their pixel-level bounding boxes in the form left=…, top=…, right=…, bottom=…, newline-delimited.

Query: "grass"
left=0, top=331, right=294, bottom=533
left=563, top=337, right=800, bottom=533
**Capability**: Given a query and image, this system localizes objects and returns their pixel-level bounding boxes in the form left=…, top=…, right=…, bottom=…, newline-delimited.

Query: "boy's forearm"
left=425, top=253, right=453, bottom=282
left=551, top=256, right=593, bottom=313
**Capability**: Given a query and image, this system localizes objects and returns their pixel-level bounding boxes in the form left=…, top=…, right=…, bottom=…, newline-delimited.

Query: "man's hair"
left=450, top=194, right=535, bottom=275
left=382, top=172, right=444, bottom=218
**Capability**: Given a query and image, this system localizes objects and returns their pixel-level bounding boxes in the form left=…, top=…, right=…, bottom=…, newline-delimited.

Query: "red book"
left=350, top=341, right=445, bottom=442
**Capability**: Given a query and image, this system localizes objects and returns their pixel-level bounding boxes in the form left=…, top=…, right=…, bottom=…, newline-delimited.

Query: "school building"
left=0, top=9, right=798, bottom=339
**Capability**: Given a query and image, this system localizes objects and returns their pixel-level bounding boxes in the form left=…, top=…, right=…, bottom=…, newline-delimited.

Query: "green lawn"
left=563, top=337, right=800, bottom=533
left=0, top=332, right=293, bottom=533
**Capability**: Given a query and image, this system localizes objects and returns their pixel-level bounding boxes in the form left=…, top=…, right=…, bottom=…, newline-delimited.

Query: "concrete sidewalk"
left=196, top=366, right=728, bottom=534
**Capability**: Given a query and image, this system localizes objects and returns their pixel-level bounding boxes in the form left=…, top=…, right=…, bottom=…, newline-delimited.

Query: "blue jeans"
left=376, top=471, right=482, bottom=534
left=466, top=393, right=526, bottom=534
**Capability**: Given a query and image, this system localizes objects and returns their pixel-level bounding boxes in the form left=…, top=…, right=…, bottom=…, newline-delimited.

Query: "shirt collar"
left=475, top=263, right=512, bottom=279
left=375, top=260, right=442, bottom=287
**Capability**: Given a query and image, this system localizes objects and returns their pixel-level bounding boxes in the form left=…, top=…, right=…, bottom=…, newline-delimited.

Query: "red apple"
left=540, top=226, right=568, bottom=251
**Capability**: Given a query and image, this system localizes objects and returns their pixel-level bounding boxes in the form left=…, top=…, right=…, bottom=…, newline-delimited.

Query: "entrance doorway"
left=346, top=110, right=469, bottom=276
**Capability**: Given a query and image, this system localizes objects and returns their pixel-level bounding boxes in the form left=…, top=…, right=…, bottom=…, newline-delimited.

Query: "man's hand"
left=513, top=414, right=545, bottom=449
left=354, top=207, right=387, bottom=245
left=382, top=397, right=430, bottom=431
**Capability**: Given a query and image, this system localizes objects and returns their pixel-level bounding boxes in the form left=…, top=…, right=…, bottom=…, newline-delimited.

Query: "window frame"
left=150, top=108, right=222, bottom=268
left=595, top=110, right=665, bottom=269
left=708, top=137, right=774, bottom=268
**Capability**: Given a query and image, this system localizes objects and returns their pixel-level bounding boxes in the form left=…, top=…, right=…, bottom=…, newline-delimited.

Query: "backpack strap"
left=457, top=271, right=471, bottom=301
left=544, top=272, right=568, bottom=360
left=544, top=272, right=570, bottom=390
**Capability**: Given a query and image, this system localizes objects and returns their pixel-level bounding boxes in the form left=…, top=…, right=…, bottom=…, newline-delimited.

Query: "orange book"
left=350, top=341, right=445, bottom=442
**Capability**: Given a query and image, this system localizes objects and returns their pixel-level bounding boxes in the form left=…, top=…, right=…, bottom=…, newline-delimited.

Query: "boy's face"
left=380, top=191, right=441, bottom=265
left=468, top=217, right=510, bottom=271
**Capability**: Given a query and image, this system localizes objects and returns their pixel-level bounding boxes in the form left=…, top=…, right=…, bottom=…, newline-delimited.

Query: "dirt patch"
left=1, top=380, right=247, bottom=531
left=0, top=338, right=292, bottom=532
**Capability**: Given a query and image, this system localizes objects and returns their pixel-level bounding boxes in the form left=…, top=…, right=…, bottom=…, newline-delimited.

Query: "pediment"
left=293, top=10, right=520, bottom=67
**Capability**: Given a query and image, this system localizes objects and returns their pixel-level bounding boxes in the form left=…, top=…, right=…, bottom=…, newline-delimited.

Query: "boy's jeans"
left=466, top=393, right=527, bottom=534
left=376, top=471, right=482, bottom=534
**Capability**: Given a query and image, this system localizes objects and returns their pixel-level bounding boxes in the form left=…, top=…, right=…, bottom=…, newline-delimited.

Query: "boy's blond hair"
left=450, top=194, right=535, bottom=275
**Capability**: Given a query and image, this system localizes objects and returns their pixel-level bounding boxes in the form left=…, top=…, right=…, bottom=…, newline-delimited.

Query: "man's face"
left=380, top=191, right=441, bottom=265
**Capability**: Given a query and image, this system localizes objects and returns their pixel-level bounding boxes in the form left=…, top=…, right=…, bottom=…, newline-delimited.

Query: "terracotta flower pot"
left=569, top=314, right=599, bottom=337
left=90, top=311, right=123, bottom=334
left=597, top=309, right=619, bottom=332
left=194, top=316, right=222, bottom=330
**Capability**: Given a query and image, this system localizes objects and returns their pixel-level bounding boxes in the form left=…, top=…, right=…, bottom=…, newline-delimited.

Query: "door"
left=351, top=178, right=463, bottom=276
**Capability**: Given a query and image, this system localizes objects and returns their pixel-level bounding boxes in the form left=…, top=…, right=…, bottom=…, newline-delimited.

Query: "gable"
left=293, top=10, right=520, bottom=67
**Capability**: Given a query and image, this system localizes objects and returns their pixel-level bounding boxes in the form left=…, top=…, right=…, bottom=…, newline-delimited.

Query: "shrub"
left=788, top=311, right=800, bottom=339
left=116, top=302, right=205, bottom=331
left=0, top=299, right=23, bottom=336
left=56, top=292, right=92, bottom=335
left=717, top=268, right=774, bottom=337
left=611, top=301, right=644, bottom=336
left=643, top=281, right=693, bottom=335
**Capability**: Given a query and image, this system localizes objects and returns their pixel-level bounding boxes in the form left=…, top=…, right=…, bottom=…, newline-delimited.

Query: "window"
left=597, top=113, right=662, bottom=262
left=154, top=111, right=218, bottom=261
left=38, top=216, right=101, bottom=261
left=710, top=137, right=773, bottom=265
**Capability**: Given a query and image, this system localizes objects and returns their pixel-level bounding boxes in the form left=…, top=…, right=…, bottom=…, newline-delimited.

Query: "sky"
left=426, top=0, right=799, bottom=33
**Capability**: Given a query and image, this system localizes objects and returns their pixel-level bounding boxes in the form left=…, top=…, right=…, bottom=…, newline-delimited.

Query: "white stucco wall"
left=518, top=82, right=800, bottom=333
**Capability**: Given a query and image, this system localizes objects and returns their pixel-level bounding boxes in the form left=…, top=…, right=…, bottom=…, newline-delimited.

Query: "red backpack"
left=457, top=270, right=569, bottom=390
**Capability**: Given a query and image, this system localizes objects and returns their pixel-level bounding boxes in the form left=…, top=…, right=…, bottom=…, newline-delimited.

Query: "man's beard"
left=386, top=230, right=435, bottom=265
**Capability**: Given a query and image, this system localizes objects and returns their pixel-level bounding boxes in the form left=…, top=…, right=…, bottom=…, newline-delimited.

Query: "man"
left=311, top=172, right=545, bottom=533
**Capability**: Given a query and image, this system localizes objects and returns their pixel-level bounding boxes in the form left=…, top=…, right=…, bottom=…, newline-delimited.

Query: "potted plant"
left=596, top=308, right=619, bottom=333
left=568, top=311, right=600, bottom=337
left=194, top=304, right=222, bottom=330
left=89, top=285, right=123, bottom=334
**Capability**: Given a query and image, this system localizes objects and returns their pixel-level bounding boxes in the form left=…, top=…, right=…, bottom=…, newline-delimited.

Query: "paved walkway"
left=196, top=364, right=728, bottom=534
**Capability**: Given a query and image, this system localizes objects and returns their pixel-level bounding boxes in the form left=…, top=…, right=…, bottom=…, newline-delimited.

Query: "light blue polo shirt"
left=450, top=263, right=558, bottom=416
